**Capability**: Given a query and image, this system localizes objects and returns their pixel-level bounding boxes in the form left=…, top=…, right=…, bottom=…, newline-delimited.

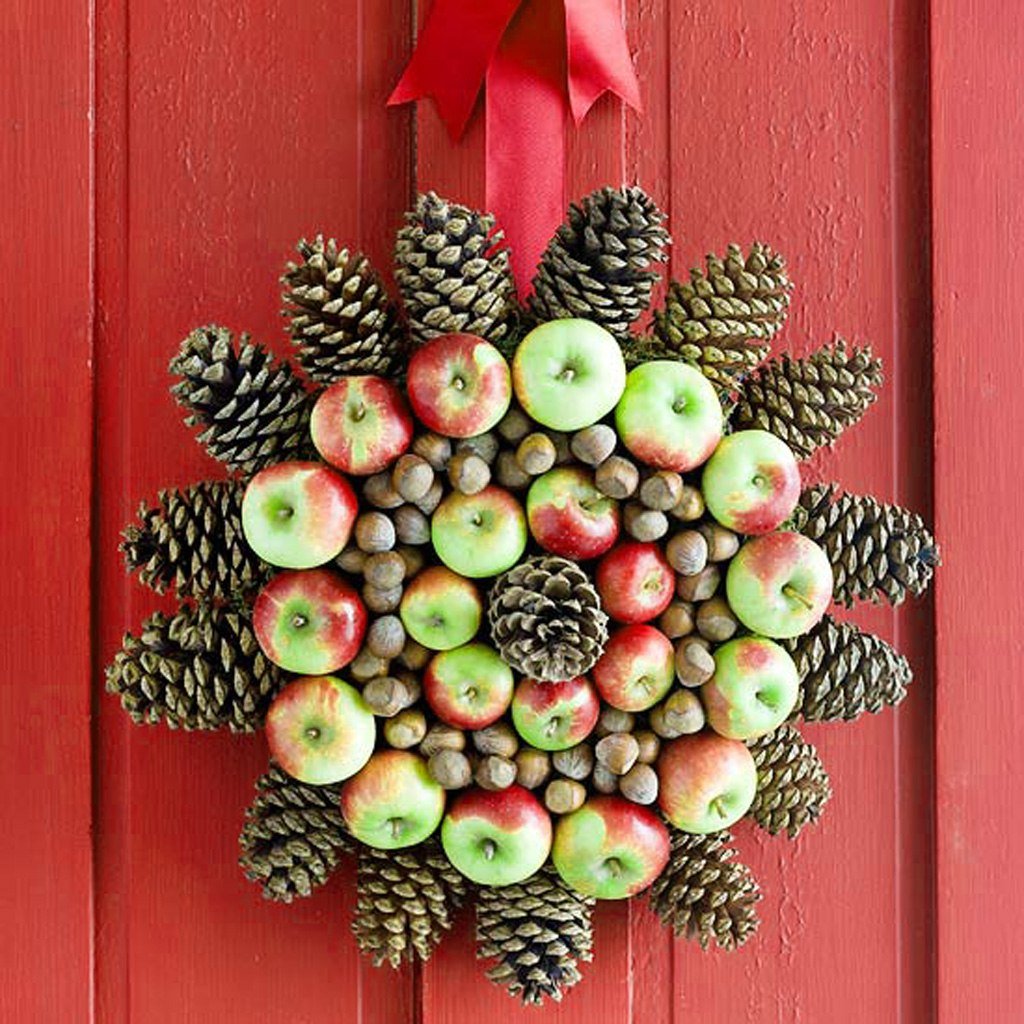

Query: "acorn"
left=695, top=596, right=739, bottom=642
left=362, top=675, right=418, bottom=717
left=363, top=582, right=403, bottom=614
left=384, top=708, right=427, bottom=749
left=700, top=523, right=741, bottom=562
left=595, top=455, right=639, bottom=499
left=495, top=450, right=532, bottom=490
left=665, top=530, right=708, bottom=576
left=415, top=477, right=444, bottom=515
left=447, top=451, right=491, bottom=495
left=355, top=511, right=396, bottom=553
left=549, top=431, right=573, bottom=465
left=623, top=502, right=669, bottom=542
left=420, top=722, right=466, bottom=757
left=412, top=432, right=452, bottom=471
left=363, top=473, right=404, bottom=510
left=669, top=484, right=704, bottom=521
left=649, top=689, right=705, bottom=738
left=392, top=453, right=435, bottom=503
left=497, top=406, right=532, bottom=444
left=428, top=748, right=473, bottom=789
left=396, top=544, right=426, bottom=579
left=476, top=755, right=517, bottom=791
left=366, top=615, right=406, bottom=659
left=570, top=424, right=617, bottom=466
left=552, top=743, right=595, bottom=781
left=595, top=733, right=640, bottom=775
left=595, top=707, right=636, bottom=738
left=675, top=640, right=716, bottom=687
left=639, top=471, right=684, bottom=511
left=336, top=546, right=368, bottom=574
left=399, top=637, right=431, bottom=671
left=514, top=748, right=552, bottom=790
left=592, top=765, right=619, bottom=794
left=516, top=432, right=557, bottom=475
left=394, top=505, right=431, bottom=546
left=363, top=551, right=406, bottom=590
left=544, top=779, right=587, bottom=815
left=676, top=564, right=720, bottom=602
left=350, top=648, right=391, bottom=684
left=472, top=722, right=519, bottom=759
left=619, top=763, right=659, bottom=805
left=634, top=730, right=661, bottom=764
left=658, top=599, right=695, bottom=639
left=457, top=432, right=500, bottom=464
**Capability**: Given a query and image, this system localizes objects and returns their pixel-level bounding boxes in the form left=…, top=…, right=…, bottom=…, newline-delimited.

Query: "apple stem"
left=605, top=857, right=622, bottom=878
left=276, top=507, right=294, bottom=521
left=305, top=726, right=321, bottom=741
left=558, top=366, right=576, bottom=383
left=352, top=402, right=367, bottom=422
left=711, top=797, right=728, bottom=820
left=389, top=818, right=403, bottom=841
left=291, top=614, right=308, bottom=629
left=482, top=839, right=497, bottom=862
left=782, top=584, right=814, bottom=611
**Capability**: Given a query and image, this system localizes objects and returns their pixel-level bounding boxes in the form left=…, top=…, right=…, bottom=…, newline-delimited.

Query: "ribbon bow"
left=389, top=0, right=641, bottom=290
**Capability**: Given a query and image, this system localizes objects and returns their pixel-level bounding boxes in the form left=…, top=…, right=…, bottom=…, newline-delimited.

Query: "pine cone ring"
left=106, top=187, right=938, bottom=1004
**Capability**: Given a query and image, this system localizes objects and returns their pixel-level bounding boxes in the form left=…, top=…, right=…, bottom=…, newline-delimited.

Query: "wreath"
left=106, top=187, right=938, bottom=1005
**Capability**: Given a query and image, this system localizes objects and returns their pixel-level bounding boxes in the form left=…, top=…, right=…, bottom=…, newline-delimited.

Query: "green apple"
left=702, top=636, right=800, bottom=740
left=511, top=319, right=626, bottom=431
left=341, top=750, right=445, bottom=849
left=431, top=485, right=527, bottom=578
left=441, top=785, right=552, bottom=886
left=399, top=566, right=482, bottom=650
left=615, top=361, right=723, bottom=472
left=726, top=532, right=833, bottom=638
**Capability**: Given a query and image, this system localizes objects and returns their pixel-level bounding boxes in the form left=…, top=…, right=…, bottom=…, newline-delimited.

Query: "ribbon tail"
left=564, top=0, right=642, bottom=124
left=388, top=0, right=524, bottom=140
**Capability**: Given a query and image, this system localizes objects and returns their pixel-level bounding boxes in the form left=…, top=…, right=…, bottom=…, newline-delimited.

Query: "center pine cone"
left=488, top=555, right=609, bottom=682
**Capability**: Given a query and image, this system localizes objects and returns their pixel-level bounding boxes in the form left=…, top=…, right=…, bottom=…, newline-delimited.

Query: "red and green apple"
left=526, top=465, right=620, bottom=560
left=591, top=624, right=675, bottom=712
left=510, top=676, right=600, bottom=751
left=431, top=485, right=527, bottom=578
left=596, top=541, right=675, bottom=623
left=424, top=643, right=514, bottom=729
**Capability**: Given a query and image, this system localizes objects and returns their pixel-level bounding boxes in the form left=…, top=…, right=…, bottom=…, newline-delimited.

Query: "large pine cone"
left=796, top=484, right=940, bottom=606
left=529, top=186, right=670, bottom=340
left=784, top=614, right=913, bottom=721
left=731, top=339, right=884, bottom=458
left=748, top=725, right=832, bottom=838
left=353, top=839, right=470, bottom=967
left=105, top=603, right=282, bottom=731
left=282, top=237, right=405, bottom=383
left=649, top=829, right=760, bottom=950
left=394, top=192, right=517, bottom=346
left=652, top=242, right=791, bottom=391
left=120, top=480, right=267, bottom=602
left=488, top=556, right=609, bottom=682
left=476, top=866, right=594, bottom=1005
left=239, top=763, right=349, bottom=902
left=169, top=325, right=312, bottom=476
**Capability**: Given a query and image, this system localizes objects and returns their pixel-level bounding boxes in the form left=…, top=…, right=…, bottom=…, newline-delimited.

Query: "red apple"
left=510, top=676, right=600, bottom=751
left=596, top=542, right=675, bottom=623
left=406, top=333, right=512, bottom=438
left=526, top=465, right=621, bottom=560
left=311, top=375, right=413, bottom=476
left=253, top=568, right=367, bottom=674
left=657, top=732, right=758, bottom=833
left=592, top=624, right=675, bottom=712
left=424, top=643, right=514, bottom=729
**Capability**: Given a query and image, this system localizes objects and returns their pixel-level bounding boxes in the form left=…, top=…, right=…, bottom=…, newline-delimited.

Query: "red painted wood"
left=0, top=2, right=95, bottom=1020
left=932, top=4, right=1024, bottom=1021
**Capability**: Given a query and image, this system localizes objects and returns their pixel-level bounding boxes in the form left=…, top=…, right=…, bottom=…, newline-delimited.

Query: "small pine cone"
left=238, top=763, right=349, bottom=903
left=784, top=614, right=913, bottom=721
left=529, top=186, right=670, bottom=340
left=747, top=725, right=832, bottom=838
left=282, top=236, right=406, bottom=382
left=120, top=480, right=267, bottom=601
left=394, top=192, right=517, bottom=346
left=651, top=242, right=791, bottom=391
left=649, top=830, right=761, bottom=950
left=488, top=556, right=609, bottom=682
left=353, top=839, right=470, bottom=967
left=477, top=866, right=594, bottom=1006
left=105, top=603, right=282, bottom=731
left=796, top=484, right=940, bottom=607
left=169, top=325, right=312, bottom=476
left=731, top=339, right=884, bottom=458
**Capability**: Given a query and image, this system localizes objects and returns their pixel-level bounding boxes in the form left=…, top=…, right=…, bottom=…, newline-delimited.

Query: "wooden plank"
left=932, top=2, right=1024, bottom=1020
left=0, top=1, right=95, bottom=1020
left=92, top=1, right=414, bottom=1020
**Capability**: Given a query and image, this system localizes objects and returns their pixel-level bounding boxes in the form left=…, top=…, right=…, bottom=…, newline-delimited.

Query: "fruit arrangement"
left=107, top=187, right=938, bottom=1005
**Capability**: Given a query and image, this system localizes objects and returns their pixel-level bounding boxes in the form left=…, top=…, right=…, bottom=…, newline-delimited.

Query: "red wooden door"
left=3, top=1, right=1020, bottom=1021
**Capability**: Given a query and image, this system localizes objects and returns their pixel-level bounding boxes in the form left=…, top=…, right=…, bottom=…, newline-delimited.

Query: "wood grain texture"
left=0, top=1, right=95, bottom=1020
left=932, top=2, right=1023, bottom=1020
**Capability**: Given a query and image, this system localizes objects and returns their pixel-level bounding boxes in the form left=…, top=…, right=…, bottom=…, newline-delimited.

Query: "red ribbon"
left=389, top=0, right=641, bottom=293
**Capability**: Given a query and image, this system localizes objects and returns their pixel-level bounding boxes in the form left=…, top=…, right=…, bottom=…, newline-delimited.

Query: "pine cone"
left=651, top=242, right=791, bottom=391
left=353, top=839, right=469, bottom=967
left=649, top=829, right=760, bottom=950
left=394, top=192, right=516, bottom=346
left=477, top=866, right=594, bottom=1005
left=239, top=763, right=349, bottom=902
left=169, top=325, right=312, bottom=476
left=105, top=603, right=282, bottom=731
left=731, top=339, right=884, bottom=458
left=747, top=725, right=832, bottom=838
left=488, top=556, right=609, bottom=682
left=120, top=480, right=267, bottom=601
left=282, top=237, right=406, bottom=382
left=796, top=484, right=940, bottom=606
left=783, top=615, right=912, bottom=721
left=529, top=186, right=669, bottom=340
